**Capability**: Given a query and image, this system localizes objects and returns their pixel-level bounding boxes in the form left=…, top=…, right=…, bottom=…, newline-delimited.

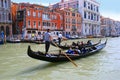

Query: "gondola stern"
left=99, top=39, right=101, bottom=43
left=105, top=39, right=108, bottom=44
left=27, top=45, right=31, bottom=55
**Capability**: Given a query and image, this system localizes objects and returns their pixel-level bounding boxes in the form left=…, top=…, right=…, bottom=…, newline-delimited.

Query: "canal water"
left=0, top=38, right=120, bottom=80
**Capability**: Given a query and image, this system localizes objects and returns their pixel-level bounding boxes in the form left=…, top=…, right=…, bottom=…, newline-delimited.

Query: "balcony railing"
left=0, top=20, right=12, bottom=24
left=71, top=28, right=77, bottom=31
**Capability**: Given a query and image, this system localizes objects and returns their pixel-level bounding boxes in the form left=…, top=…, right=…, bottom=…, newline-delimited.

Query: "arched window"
left=6, top=26, right=9, bottom=36
left=5, top=0, right=7, bottom=8
left=1, top=26, right=4, bottom=31
left=0, top=13, right=1, bottom=21
left=8, top=13, right=11, bottom=20
left=1, top=0, right=3, bottom=7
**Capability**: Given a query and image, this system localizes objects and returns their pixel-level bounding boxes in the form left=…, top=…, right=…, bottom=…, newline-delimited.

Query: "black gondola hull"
left=27, top=39, right=107, bottom=62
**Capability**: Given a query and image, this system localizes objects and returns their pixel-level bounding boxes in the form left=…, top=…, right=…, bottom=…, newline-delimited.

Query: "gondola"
left=27, top=39, right=107, bottom=62
left=33, top=40, right=45, bottom=44
left=21, top=39, right=45, bottom=44
left=7, top=39, right=21, bottom=43
left=51, top=39, right=101, bottom=50
left=0, top=39, right=4, bottom=45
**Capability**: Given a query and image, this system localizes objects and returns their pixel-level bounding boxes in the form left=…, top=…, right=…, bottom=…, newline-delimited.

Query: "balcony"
left=0, top=20, right=12, bottom=24
left=71, top=28, right=77, bottom=31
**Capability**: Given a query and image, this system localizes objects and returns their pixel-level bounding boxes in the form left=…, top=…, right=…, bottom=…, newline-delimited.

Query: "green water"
left=0, top=38, right=120, bottom=80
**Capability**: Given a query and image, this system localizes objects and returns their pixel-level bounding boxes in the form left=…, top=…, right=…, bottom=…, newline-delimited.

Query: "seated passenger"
left=72, top=42, right=77, bottom=46
left=76, top=41, right=80, bottom=46
left=74, top=46, right=81, bottom=54
left=81, top=47, right=87, bottom=53
left=66, top=47, right=74, bottom=54
left=87, top=40, right=92, bottom=46
left=80, top=41, right=84, bottom=46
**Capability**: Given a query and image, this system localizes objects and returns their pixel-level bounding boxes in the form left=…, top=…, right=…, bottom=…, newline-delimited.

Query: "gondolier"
left=44, top=29, right=52, bottom=54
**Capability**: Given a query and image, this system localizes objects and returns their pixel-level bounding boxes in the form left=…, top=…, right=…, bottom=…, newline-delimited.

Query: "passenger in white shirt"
left=58, top=32, right=62, bottom=45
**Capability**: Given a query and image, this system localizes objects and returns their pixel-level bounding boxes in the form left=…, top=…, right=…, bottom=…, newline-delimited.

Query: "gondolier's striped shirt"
left=44, top=32, right=51, bottom=42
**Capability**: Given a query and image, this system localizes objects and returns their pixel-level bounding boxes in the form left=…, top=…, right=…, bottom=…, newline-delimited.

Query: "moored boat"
left=27, top=39, right=107, bottom=62
left=21, top=39, right=45, bottom=44
left=7, top=39, right=21, bottom=43
left=0, top=39, right=4, bottom=45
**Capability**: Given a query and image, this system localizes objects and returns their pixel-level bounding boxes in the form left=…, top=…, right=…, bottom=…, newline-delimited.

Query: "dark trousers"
left=58, top=38, right=61, bottom=45
left=45, top=41, right=50, bottom=53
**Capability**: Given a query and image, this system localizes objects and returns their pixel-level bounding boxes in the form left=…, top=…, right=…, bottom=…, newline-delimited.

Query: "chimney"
left=61, top=0, right=64, bottom=3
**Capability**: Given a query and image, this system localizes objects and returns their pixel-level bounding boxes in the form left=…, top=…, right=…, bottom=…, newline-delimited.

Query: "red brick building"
left=54, top=8, right=82, bottom=36
left=12, top=3, right=63, bottom=38
left=11, top=2, right=19, bottom=34
left=11, top=2, right=82, bottom=38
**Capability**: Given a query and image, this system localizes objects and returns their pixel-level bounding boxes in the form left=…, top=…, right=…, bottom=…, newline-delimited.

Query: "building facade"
left=51, top=0, right=100, bottom=37
left=101, top=16, right=120, bottom=37
left=78, top=0, right=100, bottom=36
left=63, top=9, right=82, bottom=37
left=55, top=8, right=82, bottom=37
left=0, top=0, right=12, bottom=37
left=11, top=2, right=19, bottom=34
left=12, top=3, right=63, bottom=38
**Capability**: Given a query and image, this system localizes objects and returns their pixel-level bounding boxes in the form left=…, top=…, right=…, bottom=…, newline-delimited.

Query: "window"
left=72, top=13, right=75, bottom=16
left=1, top=0, right=3, bottom=7
left=72, top=19, right=75, bottom=24
left=38, top=12, right=40, bottom=17
left=91, top=4, right=93, bottom=10
left=28, top=20, right=30, bottom=28
left=52, top=15, right=57, bottom=19
left=33, top=11, right=36, bottom=17
left=32, top=31, right=36, bottom=33
left=8, top=13, right=11, bottom=20
left=33, top=21, right=36, bottom=27
left=91, top=13, right=93, bottom=20
left=88, top=12, right=90, bottom=19
left=2, top=13, right=4, bottom=21
left=38, top=21, right=40, bottom=26
left=43, top=22, right=46, bottom=26
left=60, top=15, right=63, bottom=20
left=5, top=0, right=7, bottom=8
left=27, top=11, right=30, bottom=16
left=96, top=7, right=99, bottom=12
left=84, top=1, right=86, bottom=7
left=27, top=31, right=31, bottom=33
left=97, top=15, right=99, bottom=21
left=94, top=14, right=96, bottom=21
left=0, top=13, right=1, bottom=20
left=66, top=12, right=67, bottom=15
left=84, top=11, right=86, bottom=19
left=64, top=4, right=66, bottom=7
left=42, top=13, right=50, bottom=20
left=88, top=3, right=90, bottom=9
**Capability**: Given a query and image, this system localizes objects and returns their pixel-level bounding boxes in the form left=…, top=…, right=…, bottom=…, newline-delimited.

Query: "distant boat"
left=7, top=38, right=21, bottom=43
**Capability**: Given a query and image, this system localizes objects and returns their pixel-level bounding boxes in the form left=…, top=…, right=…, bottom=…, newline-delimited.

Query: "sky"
left=11, top=0, right=120, bottom=21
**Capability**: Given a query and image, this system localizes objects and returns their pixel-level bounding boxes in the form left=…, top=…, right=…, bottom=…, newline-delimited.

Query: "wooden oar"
left=51, top=41, right=78, bottom=67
